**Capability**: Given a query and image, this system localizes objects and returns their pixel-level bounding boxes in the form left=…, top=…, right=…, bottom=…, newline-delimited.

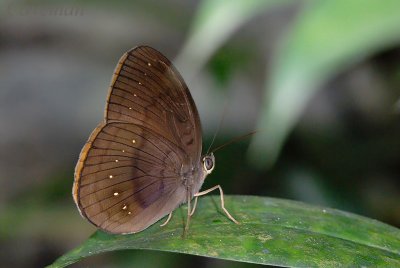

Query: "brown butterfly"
left=72, top=46, right=238, bottom=234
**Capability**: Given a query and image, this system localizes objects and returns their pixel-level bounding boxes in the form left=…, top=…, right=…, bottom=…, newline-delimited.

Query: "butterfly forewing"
left=73, top=46, right=202, bottom=233
left=106, top=46, right=202, bottom=160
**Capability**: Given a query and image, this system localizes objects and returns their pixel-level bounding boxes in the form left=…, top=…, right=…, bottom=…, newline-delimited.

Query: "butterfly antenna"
left=211, top=131, right=257, bottom=154
left=206, top=99, right=229, bottom=154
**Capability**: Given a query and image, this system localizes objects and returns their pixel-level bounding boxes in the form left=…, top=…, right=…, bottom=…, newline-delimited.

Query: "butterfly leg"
left=194, top=185, right=239, bottom=224
left=189, top=196, right=198, bottom=216
left=184, top=189, right=192, bottom=234
left=160, top=212, right=173, bottom=227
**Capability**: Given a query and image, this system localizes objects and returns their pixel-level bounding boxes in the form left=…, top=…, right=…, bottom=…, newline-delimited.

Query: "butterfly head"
left=202, top=153, right=215, bottom=175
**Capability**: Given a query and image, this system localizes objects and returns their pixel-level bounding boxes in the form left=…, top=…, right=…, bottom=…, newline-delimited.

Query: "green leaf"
left=175, top=0, right=293, bottom=80
left=49, top=195, right=400, bottom=267
left=249, top=0, right=400, bottom=167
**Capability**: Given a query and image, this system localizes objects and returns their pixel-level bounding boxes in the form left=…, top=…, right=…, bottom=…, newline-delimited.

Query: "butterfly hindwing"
left=74, top=122, right=187, bottom=233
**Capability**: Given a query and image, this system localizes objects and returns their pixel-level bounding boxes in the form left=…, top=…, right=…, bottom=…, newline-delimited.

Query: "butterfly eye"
left=203, top=156, right=214, bottom=174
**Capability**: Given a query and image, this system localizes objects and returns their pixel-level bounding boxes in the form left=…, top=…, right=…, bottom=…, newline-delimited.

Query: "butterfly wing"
left=73, top=46, right=202, bottom=234
left=74, top=122, right=187, bottom=233
left=106, top=46, right=202, bottom=160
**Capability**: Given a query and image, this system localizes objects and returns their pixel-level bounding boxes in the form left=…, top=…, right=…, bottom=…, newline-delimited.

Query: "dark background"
left=0, top=1, right=399, bottom=267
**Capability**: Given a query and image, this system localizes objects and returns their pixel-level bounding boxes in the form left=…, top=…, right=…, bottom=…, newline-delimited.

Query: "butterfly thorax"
left=179, top=153, right=215, bottom=200
left=179, top=160, right=205, bottom=198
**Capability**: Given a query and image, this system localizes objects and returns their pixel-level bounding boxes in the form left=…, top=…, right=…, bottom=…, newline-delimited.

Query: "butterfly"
left=72, top=46, right=238, bottom=234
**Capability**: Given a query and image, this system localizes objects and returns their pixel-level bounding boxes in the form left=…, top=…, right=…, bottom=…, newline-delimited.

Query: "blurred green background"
left=0, top=0, right=399, bottom=267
